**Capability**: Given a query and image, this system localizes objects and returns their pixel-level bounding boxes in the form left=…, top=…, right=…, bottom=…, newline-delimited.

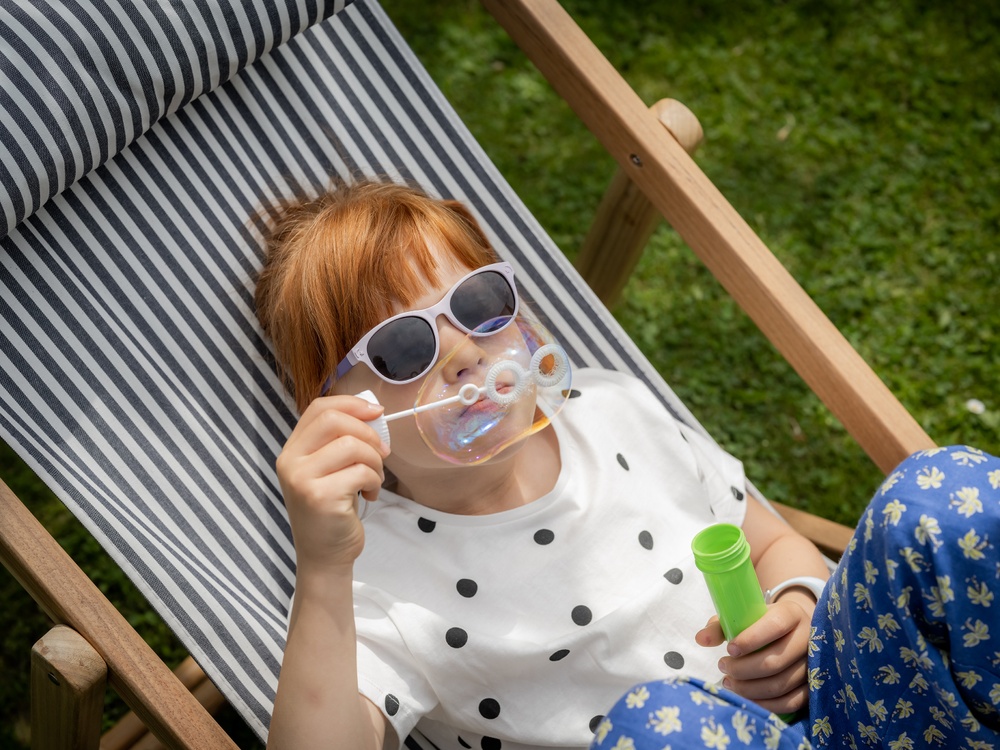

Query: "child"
left=254, top=179, right=834, bottom=750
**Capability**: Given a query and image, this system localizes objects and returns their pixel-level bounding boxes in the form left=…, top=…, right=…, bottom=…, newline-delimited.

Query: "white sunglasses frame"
left=334, top=261, right=519, bottom=385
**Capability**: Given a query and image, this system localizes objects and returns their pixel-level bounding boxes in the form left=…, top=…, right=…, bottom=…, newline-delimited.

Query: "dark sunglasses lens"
left=368, top=316, right=436, bottom=382
left=451, top=271, right=516, bottom=332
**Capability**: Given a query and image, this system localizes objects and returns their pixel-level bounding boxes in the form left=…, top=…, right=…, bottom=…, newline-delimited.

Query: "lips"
left=460, top=383, right=512, bottom=418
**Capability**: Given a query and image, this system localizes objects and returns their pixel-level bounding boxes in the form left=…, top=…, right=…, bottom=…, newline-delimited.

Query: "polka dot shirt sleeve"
left=675, top=422, right=748, bottom=527
left=353, top=588, right=440, bottom=746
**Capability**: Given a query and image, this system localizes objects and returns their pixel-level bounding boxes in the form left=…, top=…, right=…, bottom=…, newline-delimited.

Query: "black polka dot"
left=572, top=605, right=593, bottom=626
left=418, top=517, right=436, bottom=533
left=638, top=530, right=654, bottom=550
left=589, top=715, right=605, bottom=733
left=446, top=627, right=468, bottom=648
left=457, top=579, right=478, bottom=598
left=549, top=649, right=570, bottom=661
left=384, top=694, right=399, bottom=716
left=533, top=528, right=555, bottom=545
left=664, top=651, right=685, bottom=669
left=616, top=453, right=629, bottom=470
left=731, top=486, right=745, bottom=501
left=482, top=738, right=502, bottom=750
left=458, top=738, right=471, bottom=749
left=479, top=698, right=501, bottom=719
left=563, top=389, right=581, bottom=399
left=664, top=568, right=684, bottom=584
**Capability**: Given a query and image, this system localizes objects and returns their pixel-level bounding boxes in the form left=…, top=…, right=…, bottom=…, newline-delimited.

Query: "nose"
left=436, top=320, right=486, bottom=382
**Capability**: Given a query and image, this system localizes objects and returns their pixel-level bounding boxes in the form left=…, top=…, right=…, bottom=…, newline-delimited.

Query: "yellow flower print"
left=878, top=665, right=901, bottom=684
left=888, top=733, right=914, bottom=750
left=928, top=705, right=952, bottom=726
left=951, top=447, right=987, bottom=467
left=990, top=683, right=1000, bottom=705
left=968, top=580, right=994, bottom=607
left=967, top=740, right=993, bottom=750
left=894, top=698, right=915, bottom=719
left=625, top=686, right=650, bottom=709
left=886, top=558, right=899, bottom=580
left=962, top=714, right=983, bottom=734
left=881, top=471, right=904, bottom=495
left=916, top=466, right=945, bottom=490
left=959, top=529, right=988, bottom=561
left=915, top=515, right=943, bottom=549
left=857, top=722, right=879, bottom=743
left=989, top=469, right=1000, bottom=489
left=700, top=719, right=730, bottom=749
left=763, top=724, right=782, bottom=750
left=858, top=627, right=884, bottom=653
left=594, top=717, right=613, bottom=744
left=882, top=499, right=907, bottom=525
left=900, top=547, right=924, bottom=573
left=963, top=618, right=990, bottom=648
left=864, top=559, right=879, bottom=584
left=877, top=612, right=901, bottom=635
left=922, top=724, right=946, bottom=745
left=854, top=582, right=873, bottom=609
left=649, top=706, right=681, bottom=736
left=867, top=699, right=888, bottom=723
left=808, top=666, right=826, bottom=690
left=950, top=487, right=983, bottom=518
left=844, top=684, right=859, bottom=706
left=611, top=737, right=635, bottom=750
left=864, top=512, right=875, bottom=541
left=918, top=447, right=948, bottom=458
left=909, top=673, right=930, bottom=694
left=834, top=629, right=846, bottom=652
left=957, top=670, right=984, bottom=691
left=811, top=716, right=832, bottom=740
left=928, top=575, right=955, bottom=617
left=731, top=711, right=754, bottom=743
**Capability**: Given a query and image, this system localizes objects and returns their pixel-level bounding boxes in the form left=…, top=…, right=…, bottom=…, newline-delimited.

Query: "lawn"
left=1, top=0, right=997, bottom=745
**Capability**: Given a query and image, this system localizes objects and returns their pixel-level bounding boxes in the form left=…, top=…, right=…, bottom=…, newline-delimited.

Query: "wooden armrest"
left=484, top=0, right=936, bottom=473
left=0, top=479, right=236, bottom=750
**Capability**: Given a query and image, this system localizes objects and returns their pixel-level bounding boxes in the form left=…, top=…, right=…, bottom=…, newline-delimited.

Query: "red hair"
left=254, top=180, right=499, bottom=412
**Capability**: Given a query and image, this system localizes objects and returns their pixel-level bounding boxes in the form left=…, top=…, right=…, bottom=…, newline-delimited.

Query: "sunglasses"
left=335, top=262, right=519, bottom=384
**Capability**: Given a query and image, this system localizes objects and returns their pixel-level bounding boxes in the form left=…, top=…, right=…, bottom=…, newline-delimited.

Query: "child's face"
left=333, top=241, right=533, bottom=474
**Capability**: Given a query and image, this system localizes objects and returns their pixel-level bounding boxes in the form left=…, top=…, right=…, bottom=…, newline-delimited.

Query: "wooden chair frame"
left=2, top=1, right=935, bottom=746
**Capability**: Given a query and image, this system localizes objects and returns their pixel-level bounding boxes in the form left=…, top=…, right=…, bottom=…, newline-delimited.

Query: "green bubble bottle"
left=692, top=523, right=800, bottom=724
left=691, top=523, right=766, bottom=643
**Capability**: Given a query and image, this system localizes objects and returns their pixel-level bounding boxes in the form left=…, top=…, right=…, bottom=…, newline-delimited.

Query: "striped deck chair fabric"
left=1, top=0, right=741, bottom=741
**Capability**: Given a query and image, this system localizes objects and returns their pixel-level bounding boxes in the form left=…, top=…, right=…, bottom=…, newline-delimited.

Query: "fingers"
left=695, top=616, right=725, bottom=648
left=289, top=395, right=388, bottom=457
left=727, top=601, right=807, bottom=659
left=719, top=654, right=807, bottom=702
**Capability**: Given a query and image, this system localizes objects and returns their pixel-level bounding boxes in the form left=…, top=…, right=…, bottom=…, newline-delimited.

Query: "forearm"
left=754, top=532, right=830, bottom=597
left=268, top=565, right=380, bottom=750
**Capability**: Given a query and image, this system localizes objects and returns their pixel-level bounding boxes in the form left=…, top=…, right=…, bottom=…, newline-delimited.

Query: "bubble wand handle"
left=382, top=383, right=484, bottom=423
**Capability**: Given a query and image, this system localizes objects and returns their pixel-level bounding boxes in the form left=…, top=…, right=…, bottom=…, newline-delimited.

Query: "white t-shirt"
left=351, top=368, right=748, bottom=749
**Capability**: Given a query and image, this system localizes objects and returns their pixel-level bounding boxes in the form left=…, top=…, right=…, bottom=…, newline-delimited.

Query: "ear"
left=440, top=200, right=492, bottom=250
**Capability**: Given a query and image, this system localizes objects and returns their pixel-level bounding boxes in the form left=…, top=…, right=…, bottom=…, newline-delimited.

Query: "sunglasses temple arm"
left=382, top=384, right=484, bottom=423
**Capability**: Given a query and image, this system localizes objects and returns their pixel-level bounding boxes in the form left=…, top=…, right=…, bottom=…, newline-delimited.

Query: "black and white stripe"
left=1, top=0, right=716, bottom=740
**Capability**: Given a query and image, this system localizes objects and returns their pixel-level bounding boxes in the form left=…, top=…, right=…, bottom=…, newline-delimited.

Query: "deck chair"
left=0, top=0, right=936, bottom=746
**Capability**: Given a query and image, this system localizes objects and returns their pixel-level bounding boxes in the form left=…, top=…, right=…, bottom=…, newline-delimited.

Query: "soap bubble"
left=413, top=312, right=571, bottom=464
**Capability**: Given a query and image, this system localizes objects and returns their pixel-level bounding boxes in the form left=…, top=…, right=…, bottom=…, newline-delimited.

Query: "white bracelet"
left=764, top=576, right=827, bottom=604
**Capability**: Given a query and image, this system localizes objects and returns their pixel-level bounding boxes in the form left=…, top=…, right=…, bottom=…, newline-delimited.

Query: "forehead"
left=392, top=238, right=475, bottom=314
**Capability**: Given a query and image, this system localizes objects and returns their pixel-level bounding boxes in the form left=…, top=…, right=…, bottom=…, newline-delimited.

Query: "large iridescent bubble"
left=381, top=312, right=571, bottom=465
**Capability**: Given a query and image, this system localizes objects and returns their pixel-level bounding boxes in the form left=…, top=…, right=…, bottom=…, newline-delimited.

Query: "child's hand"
left=276, top=395, right=390, bottom=575
left=695, top=596, right=814, bottom=716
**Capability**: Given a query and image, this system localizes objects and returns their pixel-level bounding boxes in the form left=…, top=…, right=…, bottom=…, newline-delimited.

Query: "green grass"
left=1, top=0, right=997, bottom=744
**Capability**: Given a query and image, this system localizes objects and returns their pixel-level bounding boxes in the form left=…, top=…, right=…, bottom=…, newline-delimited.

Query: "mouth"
left=460, top=383, right=513, bottom=417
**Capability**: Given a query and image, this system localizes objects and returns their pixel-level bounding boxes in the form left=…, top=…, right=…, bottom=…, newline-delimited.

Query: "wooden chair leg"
left=576, top=98, right=704, bottom=306
left=31, top=625, right=107, bottom=750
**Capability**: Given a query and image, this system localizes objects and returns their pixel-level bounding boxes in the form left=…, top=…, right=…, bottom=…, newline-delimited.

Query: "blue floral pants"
left=592, top=446, right=1000, bottom=749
